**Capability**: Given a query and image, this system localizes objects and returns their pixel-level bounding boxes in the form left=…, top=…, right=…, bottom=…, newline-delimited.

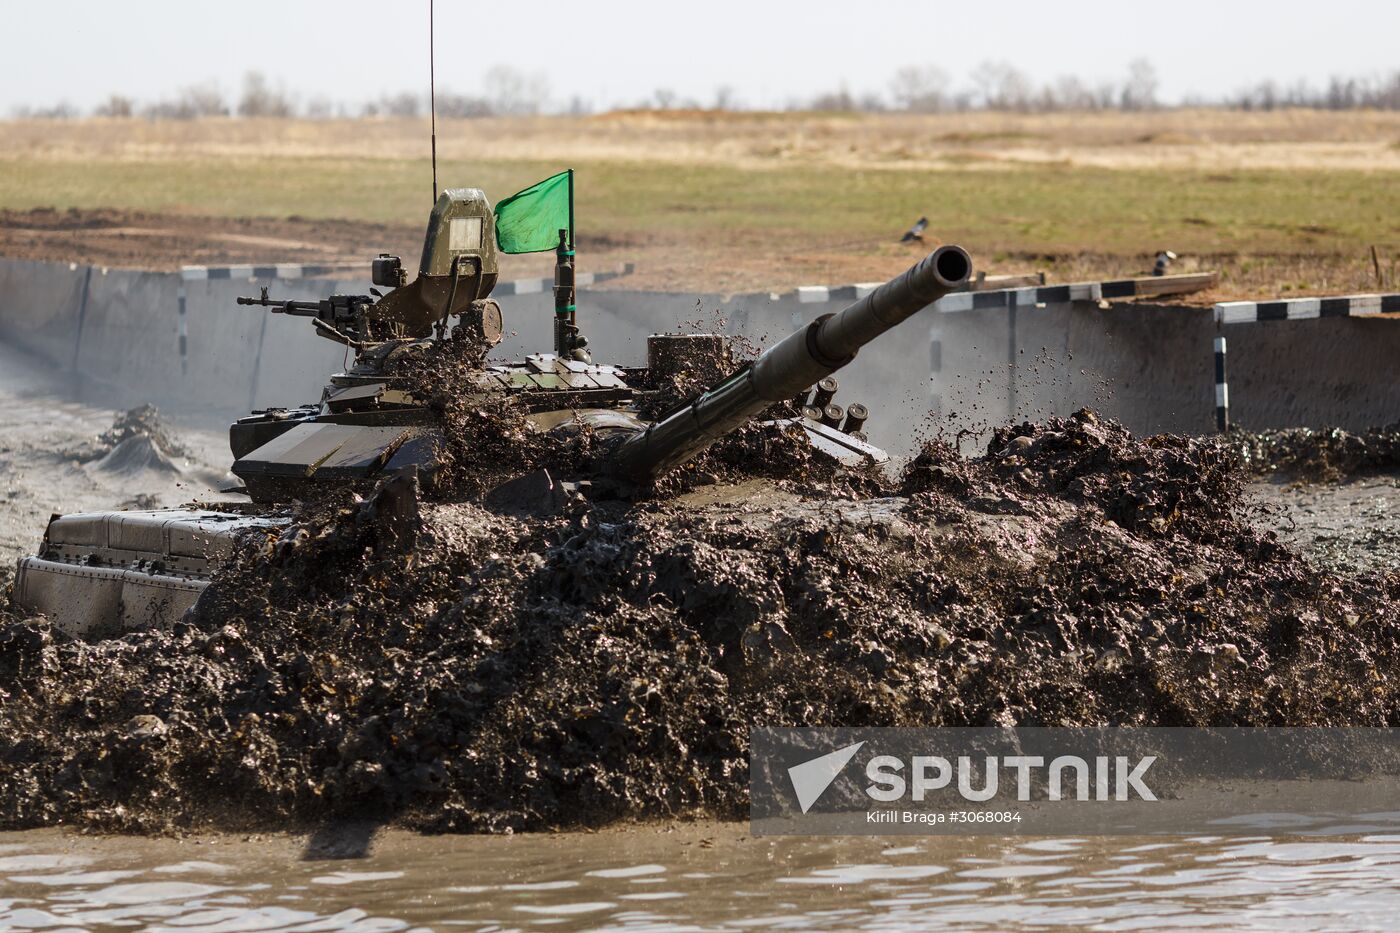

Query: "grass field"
left=0, top=111, right=1397, bottom=296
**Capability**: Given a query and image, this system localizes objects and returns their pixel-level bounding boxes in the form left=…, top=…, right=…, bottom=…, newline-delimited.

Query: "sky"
left=3, top=0, right=1398, bottom=113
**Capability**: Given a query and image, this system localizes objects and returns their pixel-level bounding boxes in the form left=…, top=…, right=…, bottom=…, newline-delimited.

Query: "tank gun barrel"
left=608, top=245, right=972, bottom=481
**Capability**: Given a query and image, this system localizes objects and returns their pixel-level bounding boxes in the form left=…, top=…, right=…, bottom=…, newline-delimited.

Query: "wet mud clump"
left=1238, top=424, right=1400, bottom=482
left=972, top=410, right=1241, bottom=539
left=631, top=332, right=736, bottom=421
left=390, top=334, right=602, bottom=499
left=397, top=330, right=862, bottom=502
left=62, top=404, right=189, bottom=468
left=4, top=407, right=1400, bottom=834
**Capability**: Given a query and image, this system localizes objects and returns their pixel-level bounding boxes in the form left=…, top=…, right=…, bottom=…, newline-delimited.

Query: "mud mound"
left=89, top=435, right=181, bottom=476
left=3, top=410, right=1400, bottom=834
left=1238, top=425, right=1400, bottom=482
left=905, top=409, right=1241, bottom=540
left=65, top=405, right=187, bottom=465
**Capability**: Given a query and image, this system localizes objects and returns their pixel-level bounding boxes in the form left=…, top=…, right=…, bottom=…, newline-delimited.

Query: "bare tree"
left=889, top=65, right=950, bottom=112
left=139, top=82, right=227, bottom=120
left=1046, top=75, right=1096, bottom=111
left=652, top=88, right=677, bottom=109
left=94, top=94, right=134, bottom=118
left=1326, top=76, right=1359, bottom=109
left=1231, top=79, right=1279, bottom=111
left=969, top=61, right=1033, bottom=111
left=1120, top=58, right=1159, bottom=110
left=1375, top=73, right=1400, bottom=109
left=238, top=72, right=295, bottom=118
left=304, top=97, right=334, bottom=119
left=856, top=92, right=886, bottom=112
left=1281, top=78, right=1313, bottom=107
left=14, top=102, right=78, bottom=119
left=184, top=82, right=229, bottom=116
left=380, top=92, right=422, bottom=117
left=712, top=85, right=737, bottom=110
left=482, top=66, right=549, bottom=116
left=809, top=85, right=857, bottom=111
left=437, top=92, right=495, bottom=118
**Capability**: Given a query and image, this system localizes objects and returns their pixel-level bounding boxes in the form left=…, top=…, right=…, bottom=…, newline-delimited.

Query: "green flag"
left=494, top=169, right=573, bottom=254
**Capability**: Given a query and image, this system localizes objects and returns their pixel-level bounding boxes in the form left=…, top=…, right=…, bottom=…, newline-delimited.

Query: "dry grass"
left=0, top=111, right=1396, bottom=295
left=4, top=109, right=1399, bottom=171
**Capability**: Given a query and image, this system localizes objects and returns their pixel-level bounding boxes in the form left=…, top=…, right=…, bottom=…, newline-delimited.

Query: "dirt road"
left=0, top=206, right=426, bottom=273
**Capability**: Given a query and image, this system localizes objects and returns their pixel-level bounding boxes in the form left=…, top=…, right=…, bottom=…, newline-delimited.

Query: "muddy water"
left=1256, top=475, right=1400, bottom=575
left=3, top=826, right=1400, bottom=931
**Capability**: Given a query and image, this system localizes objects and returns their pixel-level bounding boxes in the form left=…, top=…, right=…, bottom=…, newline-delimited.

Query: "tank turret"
left=235, top=188, right=504, bottom=347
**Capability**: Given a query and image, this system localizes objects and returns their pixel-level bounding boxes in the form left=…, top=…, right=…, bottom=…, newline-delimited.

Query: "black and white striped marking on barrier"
left=177, top=285, right=187, bottom=376
left=793, top=281, right=1104, bottom=309
left=494, top=263, right=635, bottom=296
left=1213, top=336, right=1229, bottom=432
left=787, top=273, right=1215, bottom=312
left=1209, top=292, right=1400, bottom=433
left=180, top=264, right=348, bottom=281
left=1214, top=294, right=1400, bottom=324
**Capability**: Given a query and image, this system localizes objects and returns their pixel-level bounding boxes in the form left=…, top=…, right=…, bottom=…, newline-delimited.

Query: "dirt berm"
left=1, top=349, right=1398, bottom=833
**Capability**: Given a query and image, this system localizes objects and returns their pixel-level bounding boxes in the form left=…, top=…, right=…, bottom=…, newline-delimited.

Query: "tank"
left=10, top=187, right=972, bottom=639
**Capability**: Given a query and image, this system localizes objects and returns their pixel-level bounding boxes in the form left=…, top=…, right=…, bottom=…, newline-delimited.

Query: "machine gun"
left=235, top=188, right=505, bottom=351
left=237, top=287, right=380, bottom=348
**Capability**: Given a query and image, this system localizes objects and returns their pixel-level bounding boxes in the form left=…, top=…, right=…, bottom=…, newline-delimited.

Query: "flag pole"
left=553, top=229, right=576, bottom=358
left=566, top=169, right=577, bottom=347
left=554, top=171, right=577, bottom=358
left=567, top=168, right=575, bottom=249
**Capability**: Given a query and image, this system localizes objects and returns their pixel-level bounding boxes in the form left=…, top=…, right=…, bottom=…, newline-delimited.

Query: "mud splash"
left=1236, top=424, right=1400, bottom=482
left=397, top=329, right=867, bottom=502
left=3, top=402, right=1399, bottom=834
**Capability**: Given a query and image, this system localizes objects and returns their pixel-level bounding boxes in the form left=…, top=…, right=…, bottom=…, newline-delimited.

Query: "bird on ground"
left=900, top=217, right=929, bottom=243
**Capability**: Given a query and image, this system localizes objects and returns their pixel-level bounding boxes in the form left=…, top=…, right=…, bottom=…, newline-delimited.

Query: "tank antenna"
left=429, top=0, right=438, bottom=203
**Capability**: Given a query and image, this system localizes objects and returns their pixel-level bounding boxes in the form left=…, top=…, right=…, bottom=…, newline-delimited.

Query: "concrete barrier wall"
left=1228, top=316, right=1400, bottom=431
left=927, top=302, right=1400, bottom=442
left=926, top=302, right=1219, bottom=438
left=74, top=270, right=181, bottom=403
left=0, top=259, right=89, bottom=367
left=0, top=260, right=352, bottom=417
left=3, top=257, right=1399, bottom=456
left=178, top=277, right=349, bottom=412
